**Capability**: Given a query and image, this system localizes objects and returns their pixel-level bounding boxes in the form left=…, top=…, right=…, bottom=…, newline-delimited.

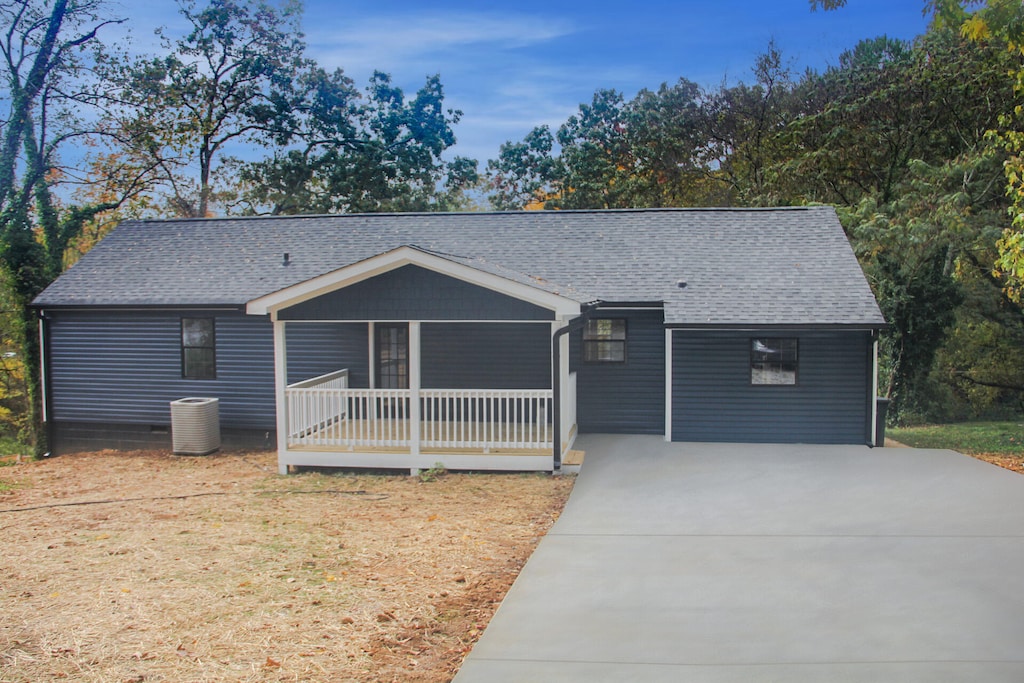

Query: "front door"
left=375, top=323, right=409, bottom=389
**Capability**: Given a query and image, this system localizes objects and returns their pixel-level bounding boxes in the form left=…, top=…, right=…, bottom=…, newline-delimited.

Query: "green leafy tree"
left=938, top=282, right=1024, bottom=417
left=486, top=125, right=560, bottom=210
left=872, top=248, right=963, bottom=421
left=778, top=30, right=1012, bottom=208
left=808, top=1, right=1024, bottom=419
left=234, top=71, right=477, bottom=214
left=485, top=46, right=801, bottom=211
left=551, top=88, right=634, bottom=209
left=776, top=36, right=915, bottom=205
left=486, top=90, right=635, bottom=210
left=813, top=0, right=1024, bottom=302
left=622, top=78, right=728, bottom=206
left=0, top=0, right=128, bottom=451
left=106, top=0, right=309, bottom=218
left=701, top=42, right=802, bottom=204
left=846, top=143, right=1013, bottom=421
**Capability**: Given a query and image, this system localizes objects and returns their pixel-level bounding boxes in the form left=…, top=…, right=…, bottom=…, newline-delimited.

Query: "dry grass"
left=0, top=450, right=574, bottom=682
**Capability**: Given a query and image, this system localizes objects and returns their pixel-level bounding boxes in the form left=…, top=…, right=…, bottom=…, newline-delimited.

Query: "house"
left=31, top=207, right=886, bottom=473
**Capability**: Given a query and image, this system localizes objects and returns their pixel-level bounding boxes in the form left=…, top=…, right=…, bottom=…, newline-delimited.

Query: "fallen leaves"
left=0, top=448, right=574, bottom=682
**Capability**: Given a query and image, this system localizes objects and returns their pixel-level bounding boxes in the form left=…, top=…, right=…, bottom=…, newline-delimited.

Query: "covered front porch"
left=274, top=321, right=578, bottom=473
left=246, top=246, right=586, bottom=474
left=283, top=368, right=569, bottom=472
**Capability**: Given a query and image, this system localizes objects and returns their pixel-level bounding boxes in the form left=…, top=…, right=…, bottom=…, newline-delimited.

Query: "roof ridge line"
left=117, top=205, right=824, bottom=225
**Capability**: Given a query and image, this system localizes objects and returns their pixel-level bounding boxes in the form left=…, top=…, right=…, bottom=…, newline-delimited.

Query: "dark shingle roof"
left=33, top=207, right=885, bottom=327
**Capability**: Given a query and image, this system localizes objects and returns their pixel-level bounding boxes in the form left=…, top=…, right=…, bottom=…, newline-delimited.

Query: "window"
left=583, top=318, right=626, bottom=362
left=751, top=338, right=798, bottom=385
left=182, top=318, right=216, bottom=379
left=375, top=323, right=409, bottom=389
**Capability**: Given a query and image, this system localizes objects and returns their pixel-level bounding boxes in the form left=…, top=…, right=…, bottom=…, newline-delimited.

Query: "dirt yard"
left=0, top=450, right=574, bottom=682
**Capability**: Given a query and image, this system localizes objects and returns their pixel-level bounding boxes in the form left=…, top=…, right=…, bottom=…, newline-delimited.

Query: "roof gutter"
left=27, top=303, right=248, bottom=313
left=551, top=302, right=599, bottom=471
left=665, top=322, right=888, bottom=332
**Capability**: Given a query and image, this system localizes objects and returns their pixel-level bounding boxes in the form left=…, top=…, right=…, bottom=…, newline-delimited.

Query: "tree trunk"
left=0, top=0, right=68, bottom=211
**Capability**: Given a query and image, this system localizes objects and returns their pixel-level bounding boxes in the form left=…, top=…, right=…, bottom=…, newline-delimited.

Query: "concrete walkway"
left=453, top=435, right=1024, bottom=682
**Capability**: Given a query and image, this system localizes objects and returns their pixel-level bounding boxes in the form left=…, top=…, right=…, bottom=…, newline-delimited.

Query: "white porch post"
left=273, top=316, right=289, bottom=474
left=367, top=322, right=375, bottom=389
left=665, top=328, right=673, bottom=442
left=409, top=321, right=421, bottom=458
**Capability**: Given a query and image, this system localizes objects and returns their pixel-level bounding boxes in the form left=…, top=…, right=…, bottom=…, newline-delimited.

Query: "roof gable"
left=249, top=246, right=579, bottom=319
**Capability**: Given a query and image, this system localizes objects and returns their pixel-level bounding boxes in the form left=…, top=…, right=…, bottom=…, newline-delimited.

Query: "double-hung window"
left=583, top=319, right=627, bottom=363
left=182, top=318, right=216, bottom=379
left=750, top=337, right=798, bottom=385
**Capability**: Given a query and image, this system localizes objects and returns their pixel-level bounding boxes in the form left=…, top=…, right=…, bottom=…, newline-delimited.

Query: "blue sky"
left=117, top=0, right=931, bottom=165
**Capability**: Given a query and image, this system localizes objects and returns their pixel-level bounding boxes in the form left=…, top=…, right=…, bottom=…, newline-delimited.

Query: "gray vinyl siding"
left=671, top=330, right=871, bottom=444
left=575, top=309, right=665, bottom=434
left=421, top=323, right=551, bottom=389
left=49, top=310, right=276, bottom=428
left=285, top=322, right=369, bottom=387
left=279, top=265, right=554, bottom=321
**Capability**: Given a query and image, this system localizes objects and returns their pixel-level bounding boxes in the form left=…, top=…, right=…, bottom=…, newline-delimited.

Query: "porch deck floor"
left=287, top=443, right=550, bottom=456
left=288, top=417, right=553, bottom=455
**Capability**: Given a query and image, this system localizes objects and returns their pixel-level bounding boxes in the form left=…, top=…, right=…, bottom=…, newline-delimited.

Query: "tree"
left=806, top=0, right=1024, bottom=420
left=1, top=0, right=126, bottom=273
left=701, top=42, right=802, bottom=204
left=624, top=78, right=725, bottom=207
left=233, top=71, right=477, bottom=214
left=486, top=125, right=560, bottom=210
left=775, top=36, right=914, bottom=205
left=812, top=0, right=1024, bottom=302
left=106, top=0, right=309, bottom=218
left=969, top=4, right=1024, bottom=302
left=550, top=89, right=637, bottom=209
left=776, top=29, right=1013, bottom=208
left=485, top=90, right=636, bottom=210
left=0, top=0, right=125, bottom=451
left=844, top=139, right=1013, bottom=421
left=872, top=248, right=963, bottom=421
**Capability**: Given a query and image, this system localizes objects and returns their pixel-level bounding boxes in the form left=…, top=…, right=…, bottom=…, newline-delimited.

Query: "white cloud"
left=305, top=11, right=577, bottom=75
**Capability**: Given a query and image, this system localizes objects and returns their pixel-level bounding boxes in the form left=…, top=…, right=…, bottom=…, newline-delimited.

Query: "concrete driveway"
left=453, top=435, right=1024, bottom=682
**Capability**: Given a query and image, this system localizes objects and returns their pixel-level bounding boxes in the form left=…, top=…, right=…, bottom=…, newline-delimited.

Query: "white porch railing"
left=286, top=369, right=350, bottom=441
left=287, top=386, right=411, bottom=448
left=285, top=371, right=552, bottom=452
left=287, top=369, right=350, bottom=391
left=420, top=389, right=552, bottom=450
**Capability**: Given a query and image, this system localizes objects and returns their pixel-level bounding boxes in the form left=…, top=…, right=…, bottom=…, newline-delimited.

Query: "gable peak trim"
left=245, top=245, right=582, bottom=317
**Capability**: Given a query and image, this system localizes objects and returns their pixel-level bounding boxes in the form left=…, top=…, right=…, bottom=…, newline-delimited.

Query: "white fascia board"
left=246, top=246, right=581, bottom=318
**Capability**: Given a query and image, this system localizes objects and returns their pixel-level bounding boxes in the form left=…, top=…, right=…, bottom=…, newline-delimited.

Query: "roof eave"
left=32, top=302, right=248, bottom=312
left=665, top=321, right=888, bottom=331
